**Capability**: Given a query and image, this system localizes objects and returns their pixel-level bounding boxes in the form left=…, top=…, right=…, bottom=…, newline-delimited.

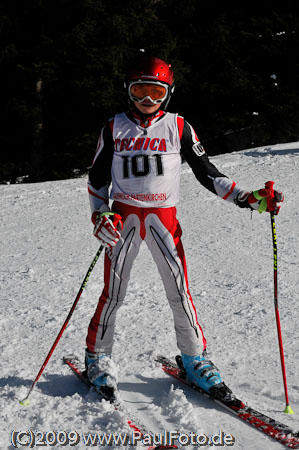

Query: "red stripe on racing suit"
left=86, top=201, right=206, bottom=355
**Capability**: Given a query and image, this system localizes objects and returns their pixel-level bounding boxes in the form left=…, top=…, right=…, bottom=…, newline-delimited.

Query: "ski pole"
left=265, top=181, right=293, bottom=414
left=19, top=213, right=122, bottom=406
left=19, top=244, right=104, bottom=406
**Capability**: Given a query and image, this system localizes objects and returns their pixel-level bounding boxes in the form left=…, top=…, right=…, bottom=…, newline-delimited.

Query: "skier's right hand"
left=93, top=212, right=123, bottom=247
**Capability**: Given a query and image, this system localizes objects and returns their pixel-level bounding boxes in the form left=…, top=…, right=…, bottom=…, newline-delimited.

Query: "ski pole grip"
left=98, top=211, right=123, bottom=230
left=265, top=180, right=275, bottom=195
left=112, top=213, right=123, bottom=231
left=265, top=180, right=275, bottom=211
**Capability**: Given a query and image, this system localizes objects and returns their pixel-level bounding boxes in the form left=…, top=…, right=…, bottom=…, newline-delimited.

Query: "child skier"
left=85, top=55, right=284, bottom=400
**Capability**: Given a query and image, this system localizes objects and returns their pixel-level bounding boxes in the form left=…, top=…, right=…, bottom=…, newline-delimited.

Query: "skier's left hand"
left=247, top=182, right=284, bottom=215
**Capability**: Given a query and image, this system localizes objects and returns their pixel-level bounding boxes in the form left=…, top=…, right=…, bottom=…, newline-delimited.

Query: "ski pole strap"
left=252, top=181, right=275, bottom=213
left=252, top=191, right=268, bottom=213
left=99, top=211, right=117, bottom=218
left=252, top=190, right=264, bottom=201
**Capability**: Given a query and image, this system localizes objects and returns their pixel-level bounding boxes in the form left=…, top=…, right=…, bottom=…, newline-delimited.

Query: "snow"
left=1, top=142, right=299, bottom=449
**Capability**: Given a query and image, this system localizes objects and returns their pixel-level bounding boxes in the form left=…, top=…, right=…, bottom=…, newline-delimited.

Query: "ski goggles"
left=128, top=81, right=168, bottom=104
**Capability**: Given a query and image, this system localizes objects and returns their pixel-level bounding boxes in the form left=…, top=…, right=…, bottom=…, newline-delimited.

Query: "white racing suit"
left=86, top=110, right=247, bottom=356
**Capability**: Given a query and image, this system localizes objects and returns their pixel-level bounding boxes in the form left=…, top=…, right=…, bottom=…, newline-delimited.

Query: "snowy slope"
left=1, top=142, right=299, bottom=449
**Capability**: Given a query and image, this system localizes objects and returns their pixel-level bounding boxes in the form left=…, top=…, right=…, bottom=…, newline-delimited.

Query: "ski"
left=156, top=355, right=299, bottom=449
left=63, top=355, right=177, bottom=450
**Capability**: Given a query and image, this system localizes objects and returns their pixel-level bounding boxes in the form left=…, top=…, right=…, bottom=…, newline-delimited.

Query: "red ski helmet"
left=125, top=55, right=175, bottom=109
left=126, top=55, right=174, bottom=86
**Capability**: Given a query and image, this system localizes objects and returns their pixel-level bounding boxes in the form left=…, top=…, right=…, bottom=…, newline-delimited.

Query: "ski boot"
left=85, top=348, right=118, bottom=402
left=181, top=352, right=223, bottom=393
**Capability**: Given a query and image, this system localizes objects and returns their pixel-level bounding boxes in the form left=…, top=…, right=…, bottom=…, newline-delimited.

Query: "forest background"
left=1, top=0, right=299, bottom=183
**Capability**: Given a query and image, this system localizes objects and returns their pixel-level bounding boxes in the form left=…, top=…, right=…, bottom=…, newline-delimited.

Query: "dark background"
left=1, top=1, right=298, bottom=183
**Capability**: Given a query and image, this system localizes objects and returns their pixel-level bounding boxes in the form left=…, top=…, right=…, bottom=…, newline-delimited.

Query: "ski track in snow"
left=1, top=143, right=299, bottom=449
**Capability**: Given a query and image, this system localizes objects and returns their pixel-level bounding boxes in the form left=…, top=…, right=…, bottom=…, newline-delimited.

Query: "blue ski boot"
left=181, top=352, right=222, bottom=393
left=85, top=349, right=118, bottom=401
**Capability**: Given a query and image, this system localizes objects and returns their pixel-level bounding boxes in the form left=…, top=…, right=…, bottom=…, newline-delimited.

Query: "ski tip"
left=19, top=398, right=30, bottom=407
left=284, top=404, right=294, bottom=415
